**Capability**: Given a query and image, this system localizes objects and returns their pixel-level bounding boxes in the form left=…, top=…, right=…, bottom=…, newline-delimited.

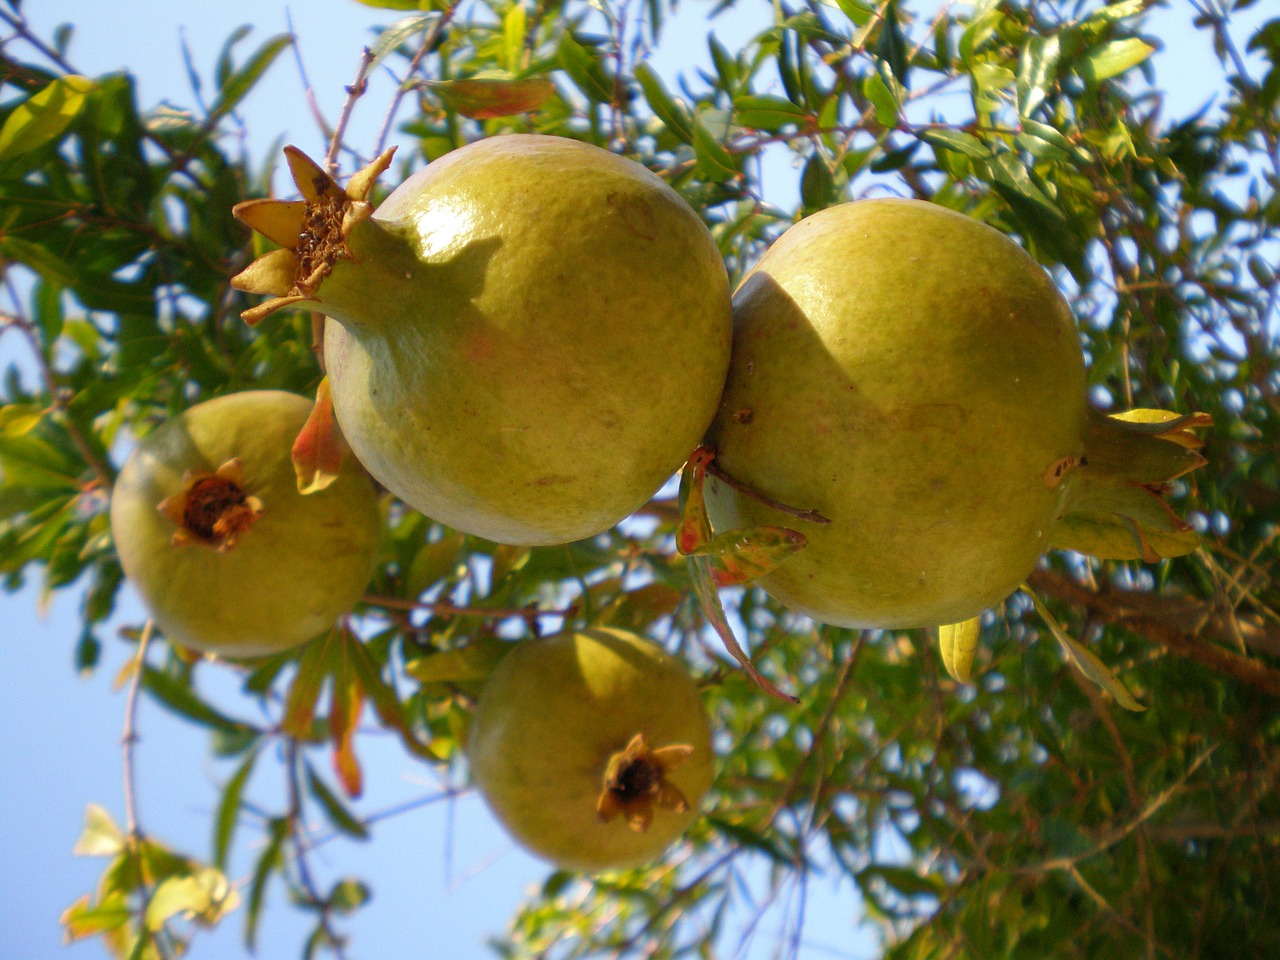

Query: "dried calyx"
left=231, top=146, right=397, bottom=326
left=596, top=733, right=695, bottom=833
left=156, top=458, right=264, bottom=552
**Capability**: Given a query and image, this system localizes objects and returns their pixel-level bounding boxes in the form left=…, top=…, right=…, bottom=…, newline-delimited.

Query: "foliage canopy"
left=1, top=0, right=1279, bottom=957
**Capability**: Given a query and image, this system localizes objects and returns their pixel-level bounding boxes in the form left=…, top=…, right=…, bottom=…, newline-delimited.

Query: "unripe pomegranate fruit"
left=705, top=199, right=1208, bottom=629
left=110, top=391, right=381, bottom=657
left=232, top=134, right=732, bottom=546
left=467, top=627, right=714, bottom=872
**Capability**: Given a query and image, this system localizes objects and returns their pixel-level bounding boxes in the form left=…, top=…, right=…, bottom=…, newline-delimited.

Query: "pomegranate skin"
left=704, top=199, right=1088, bottom=629
left=110, top=390, right=382, bottom=657
left=319, top=135, right=732, bottom=546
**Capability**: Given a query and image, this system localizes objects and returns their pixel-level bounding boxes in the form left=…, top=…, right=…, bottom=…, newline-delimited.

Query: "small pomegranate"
left=704, top=199, right=1208, bottom=629
left=110, top=391, right=382, bottom=657
left=232, top=134, right=732, bottom=546
left=467, top=627, right=714, bottom=872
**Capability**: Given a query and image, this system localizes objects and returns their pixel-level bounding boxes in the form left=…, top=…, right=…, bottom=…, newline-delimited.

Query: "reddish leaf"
left=687, top=554, right=797, bottom=704
left=677, top=446, right=716, bottom=556
left=689, top=525, right=807, bottom=587
left=328, top=667, right=365, bottom=799
left=291, top=378, right=346, bottom=495
left=425, top=77, right=555, bottom=119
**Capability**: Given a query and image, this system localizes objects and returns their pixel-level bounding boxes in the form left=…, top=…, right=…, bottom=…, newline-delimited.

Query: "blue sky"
left=1, top=1, right=1268, bottom=958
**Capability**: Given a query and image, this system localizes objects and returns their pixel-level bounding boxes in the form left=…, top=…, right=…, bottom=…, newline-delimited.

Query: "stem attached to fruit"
left=595, top=733, right=695, bottom=833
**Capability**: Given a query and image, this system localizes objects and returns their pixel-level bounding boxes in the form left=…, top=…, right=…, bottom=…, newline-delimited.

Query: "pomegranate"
left=704, top=199, right=1208, bottom=629
left=232, top=135, right=731, bottom=546
left=110, top=391, right=381, bottom=657
left=467, top=627, right=714, bottom=872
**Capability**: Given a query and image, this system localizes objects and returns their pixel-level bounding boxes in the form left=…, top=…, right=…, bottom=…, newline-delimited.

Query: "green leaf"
left=244, top=818, right=288, bottom=951
left=692, top=113, right=739, bottom=182
left=214, top=748, right=260, bottom=869
left=1016, top=34, right=1061, bottom=117
left=142, top=667, right=257, bottom=737
left=327, top=878, right=370, bottom=915
left=858, top=864, right=945, bottom=899
left=0, top=75, right=96, bottom=164
left=558, top=34, right=614, bottom=104
left=1025, top=587, right=1146, bottom=711
left=634, top=62, right=693, bottom=143
left=368, top=13, right=437, bottom=70
left=800, top=152, right=835, bottom=210
left=733, top=94, right=808, bottom=133
left=918, top=127, right=989, bottom=159
left=1078, top=38, right=1156, bottom=83
left=405, top=635, right=511, bottom=685
left=353, top=0, right=422, bottom=7
left=307, top=764, right=370, bottom=840
left=209, top=33, right=293, bottom=121
left=0, top=236, right=78, bottom=287
left=73, top=803, right=124, bottom=857
left=864, top=69, right=900, bottom=126
left=938, top=616, right=981, bottom=683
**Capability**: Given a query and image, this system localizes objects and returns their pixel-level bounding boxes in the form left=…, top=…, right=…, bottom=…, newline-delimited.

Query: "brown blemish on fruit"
left=595, top=732, right=694, bottom=832
left=157, top=458, right=264, bottom=552
left=732, top=408, right=754, bottom=424
left=1043, top=454, right=1084, bottom=489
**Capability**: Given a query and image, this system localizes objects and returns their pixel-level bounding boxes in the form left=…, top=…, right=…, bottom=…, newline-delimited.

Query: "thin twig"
left=325, top=47, right=377, bottom=176
left=121, top=620, right=155, bottom=839
left=284, top=740, right=351, bottom=960
left=371, top=1, right=462, bottom=159
left=363, top=592, right=577, bottom=621
left=0, top=7, right=77, bottom=73
left=285, top=8, right=333, bottom=143
left=705, top=459, right=831, bottom=525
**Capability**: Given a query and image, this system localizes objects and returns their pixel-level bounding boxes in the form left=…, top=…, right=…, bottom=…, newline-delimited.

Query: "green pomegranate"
left=704, top=199, right=1208, bottom=629
left=110, top=391, right=382, bottom=657
left=467, top=627, right=714, bottom=872
left=232, top=134, right=731, bottom=546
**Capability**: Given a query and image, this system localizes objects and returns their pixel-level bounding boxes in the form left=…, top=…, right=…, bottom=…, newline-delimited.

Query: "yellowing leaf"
left=144, top=868, right=240, bottom=930
left=73, top=803, right=124, bottom=857
left=939, top=616, right=981, bottom=683
left=1078, top=38, right=1156, bottom=84
left=688, top=525, right=807, bottom=586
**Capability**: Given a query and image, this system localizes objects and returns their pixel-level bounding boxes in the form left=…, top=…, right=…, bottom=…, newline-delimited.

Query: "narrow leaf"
left=209, top=33, right=293, bottom=120
left=369, top=14, right=436, bottom=70
left=344, top=633, right=439, bottom=761
left=214, top=747, right=260, bottom=869
left=918, top=127, right=989, bottom=159
left=733, top=93, right=808, bottom=132
left=1025, top=586, right=1146, bottom=711
left=688, top=553, right=797, bottom=703
left=306, top=765, right=370, bottom=840
left=634, top=62, right=694, bottom=142
left=281, top=636, right=332, bottom=738
left=327, top=663, right=365, bottom=798
left=244, top=818, right=288, bottom=951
